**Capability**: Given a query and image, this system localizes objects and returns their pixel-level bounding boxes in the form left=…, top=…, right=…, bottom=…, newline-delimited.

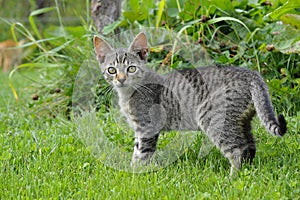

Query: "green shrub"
left=5, top=0, right=300, bottom=117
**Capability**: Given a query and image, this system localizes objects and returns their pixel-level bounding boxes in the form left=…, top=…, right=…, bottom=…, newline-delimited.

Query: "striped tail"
left=250, top=72, right=287, bottom=136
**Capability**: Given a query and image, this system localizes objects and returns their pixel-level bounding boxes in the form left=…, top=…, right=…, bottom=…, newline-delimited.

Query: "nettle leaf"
left=143, top=0, right=156, bottom=10
left=167, top=8, right=180, bottom=18
left=208, top=0, right=233, bottom=11
left=123, top=10, right=147, bottom=22
left=272, top=24, right=300, bottom=54
left=64, top=26, right=87, bottom=38
left=247, top=0, right=259, bottom=7
left=194, top=0, right=234, bottom=15
left=280, top=14, right=300, bottom=29
left=267, top=0, right=300, bottom=19
left=102, top=19, right=127, bottom=35
left=166, top=0, right=183, bottom=17
left=179, top=0, right=200, bottom=21
left=121, top=0, right=155, bottom=23
left=128, top=0, right=140, bottom=11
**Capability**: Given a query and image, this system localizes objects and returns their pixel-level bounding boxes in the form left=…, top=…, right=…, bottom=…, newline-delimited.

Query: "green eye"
left=107, top=67, right=116, bottom=74
left=127, top=66, right=137, bottom=73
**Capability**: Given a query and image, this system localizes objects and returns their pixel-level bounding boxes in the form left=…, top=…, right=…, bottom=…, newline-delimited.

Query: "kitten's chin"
left=114, top=84, right=135, bottom=98
left=114, top=84, right=134, bottom=92
left=114, top=81, right=136, bottom=88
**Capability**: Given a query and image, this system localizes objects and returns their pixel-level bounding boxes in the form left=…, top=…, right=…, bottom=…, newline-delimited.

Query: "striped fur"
left=94, top=33, right=287, bottom=176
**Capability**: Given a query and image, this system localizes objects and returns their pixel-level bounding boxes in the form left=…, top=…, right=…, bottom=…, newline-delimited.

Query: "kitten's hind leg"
left=228, top=142, right=256, bottom=178
left=202, top=119, right=256, bottom=177
left=224, top=129, right=256, bottom=178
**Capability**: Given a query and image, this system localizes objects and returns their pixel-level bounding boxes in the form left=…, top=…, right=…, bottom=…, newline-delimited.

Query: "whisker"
left=135, top=83, right=157, bottom=97
left=94, top=84, right=114, bottom=110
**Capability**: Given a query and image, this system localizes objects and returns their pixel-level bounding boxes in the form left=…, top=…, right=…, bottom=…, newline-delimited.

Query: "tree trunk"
left=91, top=0, right=122, bottom=33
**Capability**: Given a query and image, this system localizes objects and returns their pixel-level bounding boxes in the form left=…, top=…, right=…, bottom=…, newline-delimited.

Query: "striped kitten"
left=93, top=32, right=287, bottom=176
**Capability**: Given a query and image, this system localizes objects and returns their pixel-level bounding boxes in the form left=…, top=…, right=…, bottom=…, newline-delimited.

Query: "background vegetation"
left=0, top=0, right=299, bottom=199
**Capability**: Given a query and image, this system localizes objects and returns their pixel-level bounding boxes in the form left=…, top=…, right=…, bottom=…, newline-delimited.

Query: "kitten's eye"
left=107, top=67, right=117, bottom=74
left=127, top=66, right=137, bottom=73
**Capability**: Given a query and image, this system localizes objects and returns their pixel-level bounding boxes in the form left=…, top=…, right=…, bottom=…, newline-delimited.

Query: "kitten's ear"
left=129, top=32, right=148, bottom=61
left=94, top=36, right=114, bottom=63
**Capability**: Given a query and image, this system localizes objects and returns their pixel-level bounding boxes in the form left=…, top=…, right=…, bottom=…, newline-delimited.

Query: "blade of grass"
left=54, top=0, right=67, bottom=40
left=29, top=7, right=57, bottom=40
left=207, top=16, right=251, bottom=33
left=156, top=0, right=166, bottom=29
left=10, top=22, right=58, bottom=61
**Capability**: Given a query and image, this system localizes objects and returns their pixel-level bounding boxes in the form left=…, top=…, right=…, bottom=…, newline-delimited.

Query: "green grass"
left=0, top=71, right=299, bottom=199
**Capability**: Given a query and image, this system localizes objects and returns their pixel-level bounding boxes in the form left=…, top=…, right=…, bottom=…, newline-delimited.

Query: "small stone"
left=201, top=15, right=209, bottom=23
left=261, top=1, right=273, bottom=6
left=272, top=31, right=280, bottom=35
left=219, top=42, right=226, bottom=48
left=198, top=38, right=204, bottom=44
left=32, top=94, right=39, bottom=101
left=266, top=44, right=275, bottom=51
left=161, top=20, right=167, bottom=26
left=231, top=45, right=238, bottom=51
left=55, top=88, right=61, bottom=93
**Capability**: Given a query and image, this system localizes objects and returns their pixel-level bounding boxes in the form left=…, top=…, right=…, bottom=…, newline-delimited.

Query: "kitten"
left=93, top=32, right=287, bottom=176
left=0, top=39, right=24, bottom=72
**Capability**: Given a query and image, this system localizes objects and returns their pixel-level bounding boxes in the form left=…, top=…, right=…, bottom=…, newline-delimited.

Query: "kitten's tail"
left=251, top=73, right=287, bottom=136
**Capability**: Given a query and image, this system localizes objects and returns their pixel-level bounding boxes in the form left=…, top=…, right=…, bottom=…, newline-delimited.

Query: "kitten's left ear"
left=94, top=35, right=114, bottom=63
left=129, top=32, right=149, bottom=61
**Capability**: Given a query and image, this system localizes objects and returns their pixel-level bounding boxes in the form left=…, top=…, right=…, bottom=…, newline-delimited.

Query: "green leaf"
left=179, top=0, right=200, bottom=21
left=102, top=19, right=126, bottom=35
left=166, top=0, right=182, bottom=17
left=280, top=14, right=300, bottom=29
left=267, top=0, right=300, bottom=19
left=156, top=0, right=166, bottom=29
left=123, top=10, right=147, bottom=22
left=208, top=0, right=233, bottom=11
left=272, top=24, right=300, bottom=54
left=129, top=0, right=140, bottom=11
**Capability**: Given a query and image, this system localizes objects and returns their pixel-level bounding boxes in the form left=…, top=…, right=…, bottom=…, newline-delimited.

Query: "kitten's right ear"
left=94, top=36, right=114, bottom=63
left=129, top=32, right=148, bottom=61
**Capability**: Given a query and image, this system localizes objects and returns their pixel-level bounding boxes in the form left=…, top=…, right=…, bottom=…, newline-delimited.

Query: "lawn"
left=0, top=70, right=299, bottom=199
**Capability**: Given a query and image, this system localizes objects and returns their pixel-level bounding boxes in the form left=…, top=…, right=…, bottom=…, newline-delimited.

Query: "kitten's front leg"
left=131, top=132, right=159, bottom=166
left=130, top=104, right=165, bottom=166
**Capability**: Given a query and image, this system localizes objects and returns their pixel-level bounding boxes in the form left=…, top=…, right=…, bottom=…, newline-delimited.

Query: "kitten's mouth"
left=115, top=83, right=129, bottom=88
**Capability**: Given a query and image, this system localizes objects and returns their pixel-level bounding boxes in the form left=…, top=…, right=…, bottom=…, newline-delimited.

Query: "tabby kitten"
left=93, top=32, right=287, bottom=176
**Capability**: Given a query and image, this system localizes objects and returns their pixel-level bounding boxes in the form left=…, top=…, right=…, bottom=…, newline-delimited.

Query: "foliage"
left=1, top=0, right=299, bottom=117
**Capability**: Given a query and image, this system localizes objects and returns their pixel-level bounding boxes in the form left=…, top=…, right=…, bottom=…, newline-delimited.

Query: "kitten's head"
left=94, top=32, right=149, bottom=89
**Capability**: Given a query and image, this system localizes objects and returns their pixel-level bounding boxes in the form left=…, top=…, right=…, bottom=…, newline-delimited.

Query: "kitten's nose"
left=118, top=78, right=126, bottom=84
